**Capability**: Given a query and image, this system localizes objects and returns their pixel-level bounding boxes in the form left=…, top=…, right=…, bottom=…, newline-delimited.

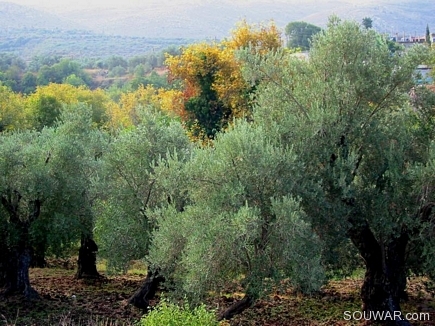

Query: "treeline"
left=0, top=46, right=180, bottom=95
left=1, top=18, right=435, bottom=325
left=0, top=27, right=190, bottom=59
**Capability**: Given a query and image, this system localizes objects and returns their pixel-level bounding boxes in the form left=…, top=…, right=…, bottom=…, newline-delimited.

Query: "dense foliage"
left=0, top=17, right=435, bottom=325
left=284, top=21, right=321, bottom=50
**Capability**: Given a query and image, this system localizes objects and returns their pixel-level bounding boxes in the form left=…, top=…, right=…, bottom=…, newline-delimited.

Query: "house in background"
left=390, top=32, right=435, bottom=47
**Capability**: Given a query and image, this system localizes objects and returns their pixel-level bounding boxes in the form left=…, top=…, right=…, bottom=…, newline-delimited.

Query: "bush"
left=139, top=300, right=219, bottom=326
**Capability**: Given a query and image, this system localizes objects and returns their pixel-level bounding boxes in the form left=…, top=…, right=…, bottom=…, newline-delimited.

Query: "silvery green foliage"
left=410, top=141, right=435, bottom=279
left=240, top=17, right=431, bottom=274
left=148, top=120, right=325, bottom=302
left=269, top=196, right=325, bottom=293
left=94, top=107, right=191, bottom=273
left=0, top=129, right=54, bottom=212
left=0, top=103, right=105, bottom=256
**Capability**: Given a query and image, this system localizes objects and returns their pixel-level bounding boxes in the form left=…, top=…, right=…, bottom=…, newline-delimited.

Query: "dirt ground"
left=1, top=265, right=434, bottom=326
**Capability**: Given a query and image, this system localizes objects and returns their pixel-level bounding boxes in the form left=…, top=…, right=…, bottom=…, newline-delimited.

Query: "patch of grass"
left=126, top=261, right=147, bottom=277
left=96, top=259, right=108, bottom=274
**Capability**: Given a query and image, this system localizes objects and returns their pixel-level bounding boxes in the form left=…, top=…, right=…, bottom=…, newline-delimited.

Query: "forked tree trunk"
left=129, top=269, right=165, bottom=310
left=348, top=220, right=410, bottom=326
left=76, top=236, right=100, bottom=279
left=219, top=295, right=255, bottom=321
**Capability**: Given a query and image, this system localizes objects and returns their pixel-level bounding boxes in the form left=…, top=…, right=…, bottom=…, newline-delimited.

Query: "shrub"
left=139, top=300, right=219, bottom=326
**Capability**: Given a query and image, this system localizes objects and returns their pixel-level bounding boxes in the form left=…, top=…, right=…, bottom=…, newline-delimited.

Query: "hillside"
left=0, top=1, right=81, bottom=30
left=0, top=0, right=433, bottom=59
left=54, top=0, right=435, bottom=39
left=0, top=27, right=191, bottom=59
left=0, top=2, right=194, bottom=59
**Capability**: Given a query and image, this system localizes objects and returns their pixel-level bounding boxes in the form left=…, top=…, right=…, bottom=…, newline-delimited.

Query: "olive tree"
left=0, top=104, right=105, bottom=297
left=147, top=121, right=325, bottom=319
left=93, top=106, right=192, bottom=307
left=95, top=107, right=191, bottom=273
left=241, top=16, right=431, bottom=325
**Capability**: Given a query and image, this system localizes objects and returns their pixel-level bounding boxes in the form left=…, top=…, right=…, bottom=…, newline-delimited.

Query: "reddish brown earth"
left=1, top=264, right=434, bottom=326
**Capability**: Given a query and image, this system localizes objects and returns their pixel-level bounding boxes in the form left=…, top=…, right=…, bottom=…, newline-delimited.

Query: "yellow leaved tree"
left=25, top=83, right=112, bottom=130
left=165, top=20, right=282, bottom=141
left=0, top=83, right=27, bottom=131
left=105, top=84, right=185, bottom=131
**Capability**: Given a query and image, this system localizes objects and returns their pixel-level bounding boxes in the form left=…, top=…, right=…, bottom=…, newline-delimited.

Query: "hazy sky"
left=7, top=0, right=149, bottom=8
left=4, top=0, right=371, bottom=10
left=4, top=0, right=185, bottom=11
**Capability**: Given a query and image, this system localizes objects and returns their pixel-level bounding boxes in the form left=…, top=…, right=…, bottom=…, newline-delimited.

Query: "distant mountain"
left=55, top=0, right=434, bottom=39
left=2, top=0, right=434, bottom=39
left=0, top=1, right=82, bottom=30
left=0, top=2, right=191, bottom=59
left=0, top=0, right=433, bottom=59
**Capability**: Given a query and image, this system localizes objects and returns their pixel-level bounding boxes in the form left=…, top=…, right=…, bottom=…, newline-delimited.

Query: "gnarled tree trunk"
left=2, top=220, right=39, bottom=299
left=348, top=220, right=410, bottom=326
left=1, top=195, right=40, bottom=300
left=76, top=236, right=100, bottom=279
left=4, top=245, right=39, bottom=299
left=129, top=269, right=165, bottom=310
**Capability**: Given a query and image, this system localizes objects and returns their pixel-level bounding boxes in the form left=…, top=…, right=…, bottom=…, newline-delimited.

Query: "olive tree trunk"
left=76, top=236, right=100, bottom=279
left=1, top=196, right=40, bottom=299
left=2, top=221, right=39, bottom=299
left=348, top=220, right=410, bottom=326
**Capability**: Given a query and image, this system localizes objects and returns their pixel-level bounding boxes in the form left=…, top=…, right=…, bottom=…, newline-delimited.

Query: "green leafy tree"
left=147, top=121, right=325, bottom=318
left=63, top=74, right=86, bottom=87
left=21, top=72, right=37, bottom=94
left=28, top=55, right=61, bottom=73
left=285, top=21, right=321, bottom=50
left=95, top=106, right=191, bottom=274
left=106, top=56, right=128, bottom=70
left=94, top=106, right=192, bottom=310
left=362, top=17, right=373, bottom=29
left=36, top=59, right=91, bottom=87
left=0, top=105, right=105, bottom=297
left=36, top=65, right=55, bottom=85
left=108, top=65, right=127, bottom=78
left=241, top=16, right=430, bottom=324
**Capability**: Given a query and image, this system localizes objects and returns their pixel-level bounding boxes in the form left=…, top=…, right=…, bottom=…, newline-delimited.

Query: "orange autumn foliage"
left=165, top=21, right=283, bottom=140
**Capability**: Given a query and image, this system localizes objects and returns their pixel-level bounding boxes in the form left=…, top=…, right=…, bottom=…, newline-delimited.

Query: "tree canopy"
left=1, top=17, right=434, bottom=326
left=165, top=21, right=281, bottom=141
left=241, top=16, right=432, bottom=323
left=284, top=21, right=321, bottom=50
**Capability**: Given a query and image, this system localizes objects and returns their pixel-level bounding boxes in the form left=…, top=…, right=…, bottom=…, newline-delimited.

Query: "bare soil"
left=1, top=265, right=434, bottom=326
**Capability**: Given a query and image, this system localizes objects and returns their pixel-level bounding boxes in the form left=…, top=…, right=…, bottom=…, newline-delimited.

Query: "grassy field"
left=1, top=261, right=434, bottom=326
